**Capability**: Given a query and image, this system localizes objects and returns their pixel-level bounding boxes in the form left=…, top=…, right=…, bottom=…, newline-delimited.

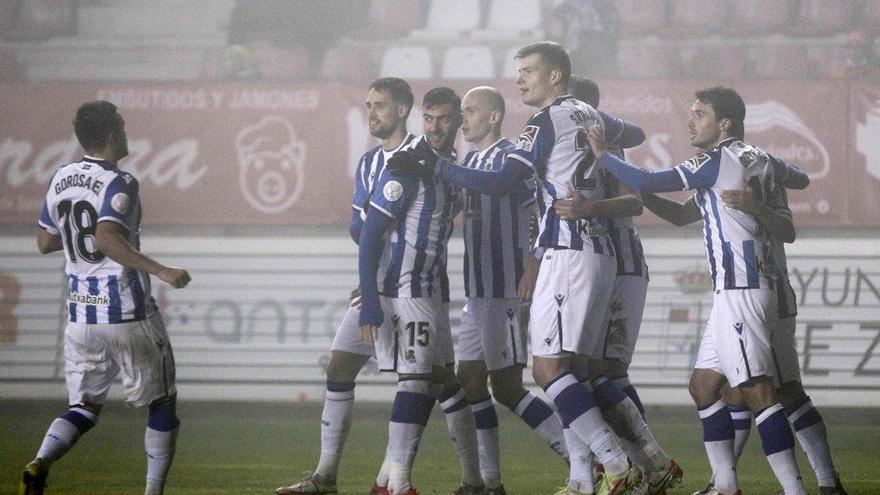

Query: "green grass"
left=2, top=400, right=878, bottom=494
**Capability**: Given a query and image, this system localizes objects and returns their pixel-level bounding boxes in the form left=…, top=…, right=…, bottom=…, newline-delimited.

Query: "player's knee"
left=775, top=380, right=806, bottom=408
left=738, top=377, right=777, bottom=412
left=148, top=395, right=180, bottom=432
left=326, top=351, right=367, bottom=382
left=602, top=359, right=629, bottom=379
left=488, top=366, right=525, bottom=408
left=61, top=403, right=100, bottom=434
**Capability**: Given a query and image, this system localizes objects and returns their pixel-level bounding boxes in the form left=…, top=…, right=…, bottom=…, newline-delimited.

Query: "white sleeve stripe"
left=520, top=198, right=537, bottom=207
left=675, top=167, right=690, bottom=191
left=97, top=216, right=132, bottom=230
left=352, top=204, right=364, bottom=211
left=508, top=154, right=533, bottom=168
left=368, top=201, right=394, bottom=218
left=38, top=221, right=59, bottom=235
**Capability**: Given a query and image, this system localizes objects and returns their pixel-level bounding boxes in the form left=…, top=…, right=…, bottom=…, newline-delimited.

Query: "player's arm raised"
left=94, top=222, right=190, bottom=288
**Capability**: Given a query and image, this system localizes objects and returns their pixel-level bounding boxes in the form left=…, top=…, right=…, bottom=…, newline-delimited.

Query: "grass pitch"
left=2, top=399, right=878, bottom=494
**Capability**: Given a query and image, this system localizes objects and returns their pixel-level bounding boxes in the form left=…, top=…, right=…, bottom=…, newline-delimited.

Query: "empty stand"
left=669, top=0, right=726, bottom=36
left=367, top=0, right=423, bottom=38
left=441, top=46, right=495, bottom=79
left=726, top=0, right=790, bottom=36
left=410, top=0, right=482, bottom=39
left=380, top=46, right=433, bottom=79
left=617, top=0, right=668, bottom=36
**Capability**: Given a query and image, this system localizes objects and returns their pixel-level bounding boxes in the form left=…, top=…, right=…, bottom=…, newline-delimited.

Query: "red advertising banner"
left=849, top=82, right=880, bottom=227
left=0, top=80, right=866, bottom=227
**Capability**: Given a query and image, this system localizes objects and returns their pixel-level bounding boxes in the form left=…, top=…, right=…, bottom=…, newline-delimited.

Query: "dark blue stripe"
left=622, top=385, right=645, bottom=416
left=474, top=405, right=499, bottom=429
left=783, top=396, right=811, bottom=417
left=69, top=275, right=78, bottom=322
left=471, top=190, right=484, bottom=297
left=129, top=270, right=146, bottom=321
left=697, top=194, right=718, bottom=290
left=722, top=241, right=736, bottom=290
left=511, top=199, right=524, bottom=289
left=552, top=382, right=596, bottom=428
left=611, top=226, right=625, bottom=274
left=390, top=390, right=435, bottom=425
left=61, top=409, right=96, bottom=434
left=593, top=379, right=627, bottom=410
left=148, top=398, right=180, bottom=431
left=490, top=195, right=505, bottom=297
left=384, top=222, right=407, bottom=297
left=86, top=276, right=99, bottom=324
left=327, top=380, right=356, bottom=392
left=409, top=181, right=436, bottom=298
left=628, top=227, right=643, bottom=276
left=791, top=407, right=823, bottom=432
left=107, top=275, right=122, bottom=323
left=519, top=396, right=554, bottom=429
left=743, top=239, right=759, bottom=288
left=757, top=409, right=795, bottom=455
left=700, top=406, right=735, bottom=442
left=707, top=190, right=729, bottom=289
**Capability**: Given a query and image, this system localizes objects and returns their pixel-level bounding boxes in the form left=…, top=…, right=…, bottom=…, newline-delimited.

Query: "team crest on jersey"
left=110, top=193, right=130, bottom=214
left=383, top=180, right=404, bottom=201
left=516, top=125, right=540, bottom=152
left=404, top=349, right=417, bottom=364
left=680, top=153, right=712, bottom=173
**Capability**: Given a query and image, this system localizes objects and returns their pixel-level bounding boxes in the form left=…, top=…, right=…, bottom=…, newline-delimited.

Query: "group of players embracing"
left=21, top=40, right=847, bottom=495
left=274, top=41, right=848, bottom=495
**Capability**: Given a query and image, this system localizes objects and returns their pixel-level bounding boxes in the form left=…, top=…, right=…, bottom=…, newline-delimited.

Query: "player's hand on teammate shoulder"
left=157, top=267, right=191, bottom=289
left=586, top=124, right=606, bottom=157
left=720, top=188, right=758, bottom=214
left=386, top=149, right=439, bottom=179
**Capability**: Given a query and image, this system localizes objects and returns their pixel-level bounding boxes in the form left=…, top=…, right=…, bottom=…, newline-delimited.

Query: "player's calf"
left=145, top=395, right=180, bottom=495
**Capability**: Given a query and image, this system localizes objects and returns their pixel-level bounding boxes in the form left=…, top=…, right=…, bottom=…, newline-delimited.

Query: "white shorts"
left=593, top=273, right=648, bottom=364
left=695, top=288, right=777, bottom=388
left=375, top=296, right=453, bottom=375
left=530, top=248, right=617, bottom=357
left=65, top=312, right=175, bottom=408
left=457, top=297, right=528, bottom=371
left=771, top=316, right=801, bottom=386
left=330, top=304, right=375, bottom=357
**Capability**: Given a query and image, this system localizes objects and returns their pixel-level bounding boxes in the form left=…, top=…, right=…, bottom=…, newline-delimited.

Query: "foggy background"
left=1, top=0, right=879, bottom=405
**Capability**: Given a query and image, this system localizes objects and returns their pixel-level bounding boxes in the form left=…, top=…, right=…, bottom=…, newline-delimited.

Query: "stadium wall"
left=2, top=80, right=880, bottom=227
left=1, top=234, right=879, bottom=406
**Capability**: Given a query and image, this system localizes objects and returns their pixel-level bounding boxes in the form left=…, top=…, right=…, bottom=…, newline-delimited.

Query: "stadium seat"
left=795, top=0, right=856, bottom=35
left=617, top=0, right=668, bottom=36
left=749, top=41, right=810, bottom=79
left=485, top=0, right=541, bottom=31
left=380, top=45, right=433, bottom=79
left=726, top=0, right=790, bottom=36
left=1, top=0, right=75, bottom=41
left=499, top=45, right=522, bottom=79
left=367, top=0, right=423, bottom=38
left=669, top=0, right=726, bottom=36
left=253, top=45, right=311, bottom=81
left=616, top=38, right=676, bottom=78
left=410, top=0, right=481, bottom=39
left=440, top=46, right=495, bottom=79
left=678, top=40, right=746, bottom=80
left=320, top=45, right=375, bottom=81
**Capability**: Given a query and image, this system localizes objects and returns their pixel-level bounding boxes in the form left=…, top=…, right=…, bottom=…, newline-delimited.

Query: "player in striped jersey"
left=388, top=42, right=646, bottom=495
left=454, top=86, right=569, bottom=495
left=22, top=101, right=190, bottom=495
left=587, top=86, right=808, bottom=495
left=276, top=78, right=417, bottom=495
left=359, top=87, right=487, bottom=495
left=716, top=173, right=847, bottom=495
left=552, top=76, right=682, bottom=495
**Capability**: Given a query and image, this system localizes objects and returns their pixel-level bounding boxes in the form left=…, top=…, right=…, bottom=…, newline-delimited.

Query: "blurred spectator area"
left=1, top=0, right=879, bottom=82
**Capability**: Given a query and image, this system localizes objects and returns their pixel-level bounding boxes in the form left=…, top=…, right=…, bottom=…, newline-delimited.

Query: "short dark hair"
left=370, top=77, right=414, bottom=111
left=516, top=41, right=571, bottom=86
left=695, top=86, right=745, bottom=139
left=73, top=101, right=121, bottom=150
left=423, top=86, right=461, bottom=110
left=569, top=75, right=600, bottom=108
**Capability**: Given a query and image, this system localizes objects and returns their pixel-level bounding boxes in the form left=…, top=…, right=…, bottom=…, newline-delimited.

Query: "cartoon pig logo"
left=235, top=116, right=306, bottom=214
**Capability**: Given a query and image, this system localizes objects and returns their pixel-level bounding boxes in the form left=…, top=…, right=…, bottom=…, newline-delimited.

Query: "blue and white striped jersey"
left=352, top=133, right=417, bottom=217
left=368, top=136, right=459, bottom=299
left=507, top=95, right=621, bottom=254
left=674, top=139, right=776, bottom=291
left=603, top=148, right=648, bottom=278
left=38, top=156, right=154, bottom=324
left=462, top=138, right=535, bottom=298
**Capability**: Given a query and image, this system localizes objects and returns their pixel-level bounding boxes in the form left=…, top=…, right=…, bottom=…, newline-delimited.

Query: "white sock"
left=564, top=427, right=594, bottom=493
left=512, top=391, right=568, bottom=461
left=440, top=386, right=482, bottom=487
left=756, top=404, right=805, bottom=495
left=36, top=407, right=98, bottom=466
left=728, top=405, right=752, bottom=462
left=545, top=374, right=628, bottom=476
left=471, top=399, right=501, bottom=488
left=698, top=400, right=738, bottom=494
left=375, top=444, right=391, bottom=487
left=387, top=380, right=434, bottom=494
left=786, top=398, right=837, bottom=487
left=145, top=427, right=177, bottom=495
left=315, top=382, right=355, bottom=481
